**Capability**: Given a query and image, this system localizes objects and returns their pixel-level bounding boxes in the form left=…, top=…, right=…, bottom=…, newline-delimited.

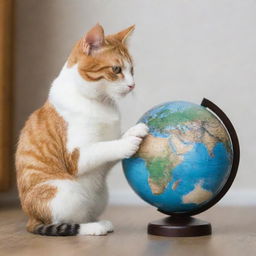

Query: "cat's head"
left=67, top=24, right=135, bottom=101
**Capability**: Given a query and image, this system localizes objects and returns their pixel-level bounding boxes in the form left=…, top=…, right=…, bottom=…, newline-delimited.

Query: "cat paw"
left=119, top=136, right=142, bottom=159
left=123, top=123, right=149, bottom=138
left=99, top=220, right=114, bottom=233
left=79, top=221, right=113, bottom=236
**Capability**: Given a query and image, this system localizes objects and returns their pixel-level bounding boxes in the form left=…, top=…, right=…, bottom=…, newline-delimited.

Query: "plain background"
left=14, top=0, right=256, bottom=205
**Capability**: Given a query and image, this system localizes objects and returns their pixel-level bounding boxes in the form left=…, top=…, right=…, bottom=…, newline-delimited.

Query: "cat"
left=16, top=24, right=149, bottom=236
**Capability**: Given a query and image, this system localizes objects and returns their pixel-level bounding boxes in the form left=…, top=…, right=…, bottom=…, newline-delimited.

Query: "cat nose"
left=128, top=84, right=135, bottom=90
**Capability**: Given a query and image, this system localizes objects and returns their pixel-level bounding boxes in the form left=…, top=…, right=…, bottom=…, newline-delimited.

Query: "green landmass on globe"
left=134, top=104, right=231, bottom=203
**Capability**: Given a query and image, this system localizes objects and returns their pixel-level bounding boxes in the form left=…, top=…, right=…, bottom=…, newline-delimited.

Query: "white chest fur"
left=49, top=64, right=121, bottom=153
left=62, top=103, right=121, bottom=153
left=49, top=63, right=122, bottom=184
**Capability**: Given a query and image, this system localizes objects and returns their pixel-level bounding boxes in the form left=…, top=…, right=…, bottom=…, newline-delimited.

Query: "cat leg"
left=48, top=179, right=93, bottom=224
left=78, top=220, right=113, bottom=235
left=48, top=179, right=114, bottom=235
left=25, top=180, right=113, bottom=236
left=77, top=123, right=149, bottom=175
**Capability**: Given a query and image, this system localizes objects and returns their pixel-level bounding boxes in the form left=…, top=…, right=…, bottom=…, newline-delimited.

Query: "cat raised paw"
left=123, top=123, right=149, bottom=138
left=119, top=135, right=142, bottom=159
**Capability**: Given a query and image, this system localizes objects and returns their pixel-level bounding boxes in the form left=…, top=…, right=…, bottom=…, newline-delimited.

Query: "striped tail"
left=33, top=223, right=80, bottom=236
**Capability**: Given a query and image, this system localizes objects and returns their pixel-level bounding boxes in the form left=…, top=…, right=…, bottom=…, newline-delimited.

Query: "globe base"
left=148, top=215, right=212, bottom=237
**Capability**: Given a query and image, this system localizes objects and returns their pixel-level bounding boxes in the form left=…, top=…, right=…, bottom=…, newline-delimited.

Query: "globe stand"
left=148, top=215, right=211, bottom=237
left=147, top=98, right=240, bottom=237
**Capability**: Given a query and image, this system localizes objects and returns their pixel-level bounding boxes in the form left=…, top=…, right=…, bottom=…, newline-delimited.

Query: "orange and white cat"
left=16, top=24, right=148, bottom=236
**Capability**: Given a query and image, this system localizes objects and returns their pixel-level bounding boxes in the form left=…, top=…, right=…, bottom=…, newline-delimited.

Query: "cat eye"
left=112, top=66, right=122, bottom=74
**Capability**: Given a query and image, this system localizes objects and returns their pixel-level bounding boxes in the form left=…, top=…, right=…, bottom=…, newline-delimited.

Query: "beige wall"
left=14, top=0, right=256, bottom=201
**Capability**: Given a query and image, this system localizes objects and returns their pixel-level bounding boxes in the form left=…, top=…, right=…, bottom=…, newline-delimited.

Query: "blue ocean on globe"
left=122, top=101, right=233, bottom=214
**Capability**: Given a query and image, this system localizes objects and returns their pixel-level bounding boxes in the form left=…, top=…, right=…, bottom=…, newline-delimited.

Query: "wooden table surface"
left=0, top=204, right=255, bottom=256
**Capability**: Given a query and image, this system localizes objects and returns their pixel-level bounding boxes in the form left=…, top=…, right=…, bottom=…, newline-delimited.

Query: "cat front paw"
left=123, top=123, right=149, bottom=138
left=120, top=135, right=142, bottom=159
left=79, top=220, right=113, bottom=236
left=99, top=220, right=114, bottom=232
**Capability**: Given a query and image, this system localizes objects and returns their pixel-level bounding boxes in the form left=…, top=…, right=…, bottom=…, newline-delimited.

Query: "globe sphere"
left=122, top=101, right=233, bottom=214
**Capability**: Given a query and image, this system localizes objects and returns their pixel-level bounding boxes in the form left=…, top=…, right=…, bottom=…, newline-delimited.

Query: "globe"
left=122, top=100, right=234, bottom=215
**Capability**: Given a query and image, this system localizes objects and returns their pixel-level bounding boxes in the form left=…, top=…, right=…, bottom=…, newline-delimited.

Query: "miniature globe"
left=122, top=101, right=234, bottom=214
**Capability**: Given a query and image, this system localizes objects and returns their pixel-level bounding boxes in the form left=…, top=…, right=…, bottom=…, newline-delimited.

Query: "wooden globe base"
left=148, top=216, right=212, bottom=237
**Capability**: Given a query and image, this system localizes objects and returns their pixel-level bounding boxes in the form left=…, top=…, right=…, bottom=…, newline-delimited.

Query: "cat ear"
left=82, top=24, right=105, bottom=55
left=114, top=25, right=135, bottom=44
